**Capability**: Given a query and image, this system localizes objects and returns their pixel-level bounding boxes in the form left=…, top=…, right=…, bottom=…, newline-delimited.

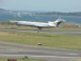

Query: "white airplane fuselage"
left=10, top=18, right=64, bottom=30
left=16, top=21, right=56, bottom=27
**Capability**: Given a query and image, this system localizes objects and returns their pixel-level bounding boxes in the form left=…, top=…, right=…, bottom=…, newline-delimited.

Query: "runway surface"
left=0, top=41, right=81, bottom=61
left=0, top=28, right=81, bottom=35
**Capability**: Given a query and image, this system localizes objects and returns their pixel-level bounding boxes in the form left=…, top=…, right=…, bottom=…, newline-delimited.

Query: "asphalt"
left=0, top=41, right=81, bottom=61
left=0, top=28, right=81, bottom=35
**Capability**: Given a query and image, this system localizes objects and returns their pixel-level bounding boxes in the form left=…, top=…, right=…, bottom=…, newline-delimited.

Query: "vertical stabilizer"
left=54, top=17, right=65, bottom=27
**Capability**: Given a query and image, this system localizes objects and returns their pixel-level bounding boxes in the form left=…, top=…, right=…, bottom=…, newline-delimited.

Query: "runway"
left=0, top=41, right=81, bottom=61
left=0, top=28, right=81, bottom=35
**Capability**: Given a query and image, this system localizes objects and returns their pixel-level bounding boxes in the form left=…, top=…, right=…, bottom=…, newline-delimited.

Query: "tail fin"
left=54, top=18, right=65, bottom=27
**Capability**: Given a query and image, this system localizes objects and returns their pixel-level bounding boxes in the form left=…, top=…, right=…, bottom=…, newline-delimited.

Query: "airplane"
left=9, top=18, right=65, bottom=30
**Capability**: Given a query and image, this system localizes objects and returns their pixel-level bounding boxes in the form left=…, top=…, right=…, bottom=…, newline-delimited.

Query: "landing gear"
left=37, top=27, right=42, bottom=32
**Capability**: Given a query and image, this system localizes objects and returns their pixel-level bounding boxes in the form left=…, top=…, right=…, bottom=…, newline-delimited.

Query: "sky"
left=0, top=0, right=81, bottom=12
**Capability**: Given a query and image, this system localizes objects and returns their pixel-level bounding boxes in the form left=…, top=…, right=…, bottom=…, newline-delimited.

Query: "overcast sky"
left=0, top=0, right=81, bottom=12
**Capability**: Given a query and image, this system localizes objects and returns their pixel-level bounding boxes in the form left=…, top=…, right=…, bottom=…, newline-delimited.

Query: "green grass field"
left=0, top=31, right=81, bottom=50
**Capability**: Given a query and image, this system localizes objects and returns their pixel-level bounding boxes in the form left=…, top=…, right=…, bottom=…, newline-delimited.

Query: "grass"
left=0, top=31, right=81, bottom=50
left=0, top=57, right=43, bottom=61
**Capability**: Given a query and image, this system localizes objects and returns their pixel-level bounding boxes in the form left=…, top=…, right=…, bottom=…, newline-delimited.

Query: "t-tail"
left=54, top=18, right=65, bottom=27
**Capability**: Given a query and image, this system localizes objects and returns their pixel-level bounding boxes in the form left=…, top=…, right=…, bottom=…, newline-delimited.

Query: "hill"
left=0, top=8, right=81, bottom=22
